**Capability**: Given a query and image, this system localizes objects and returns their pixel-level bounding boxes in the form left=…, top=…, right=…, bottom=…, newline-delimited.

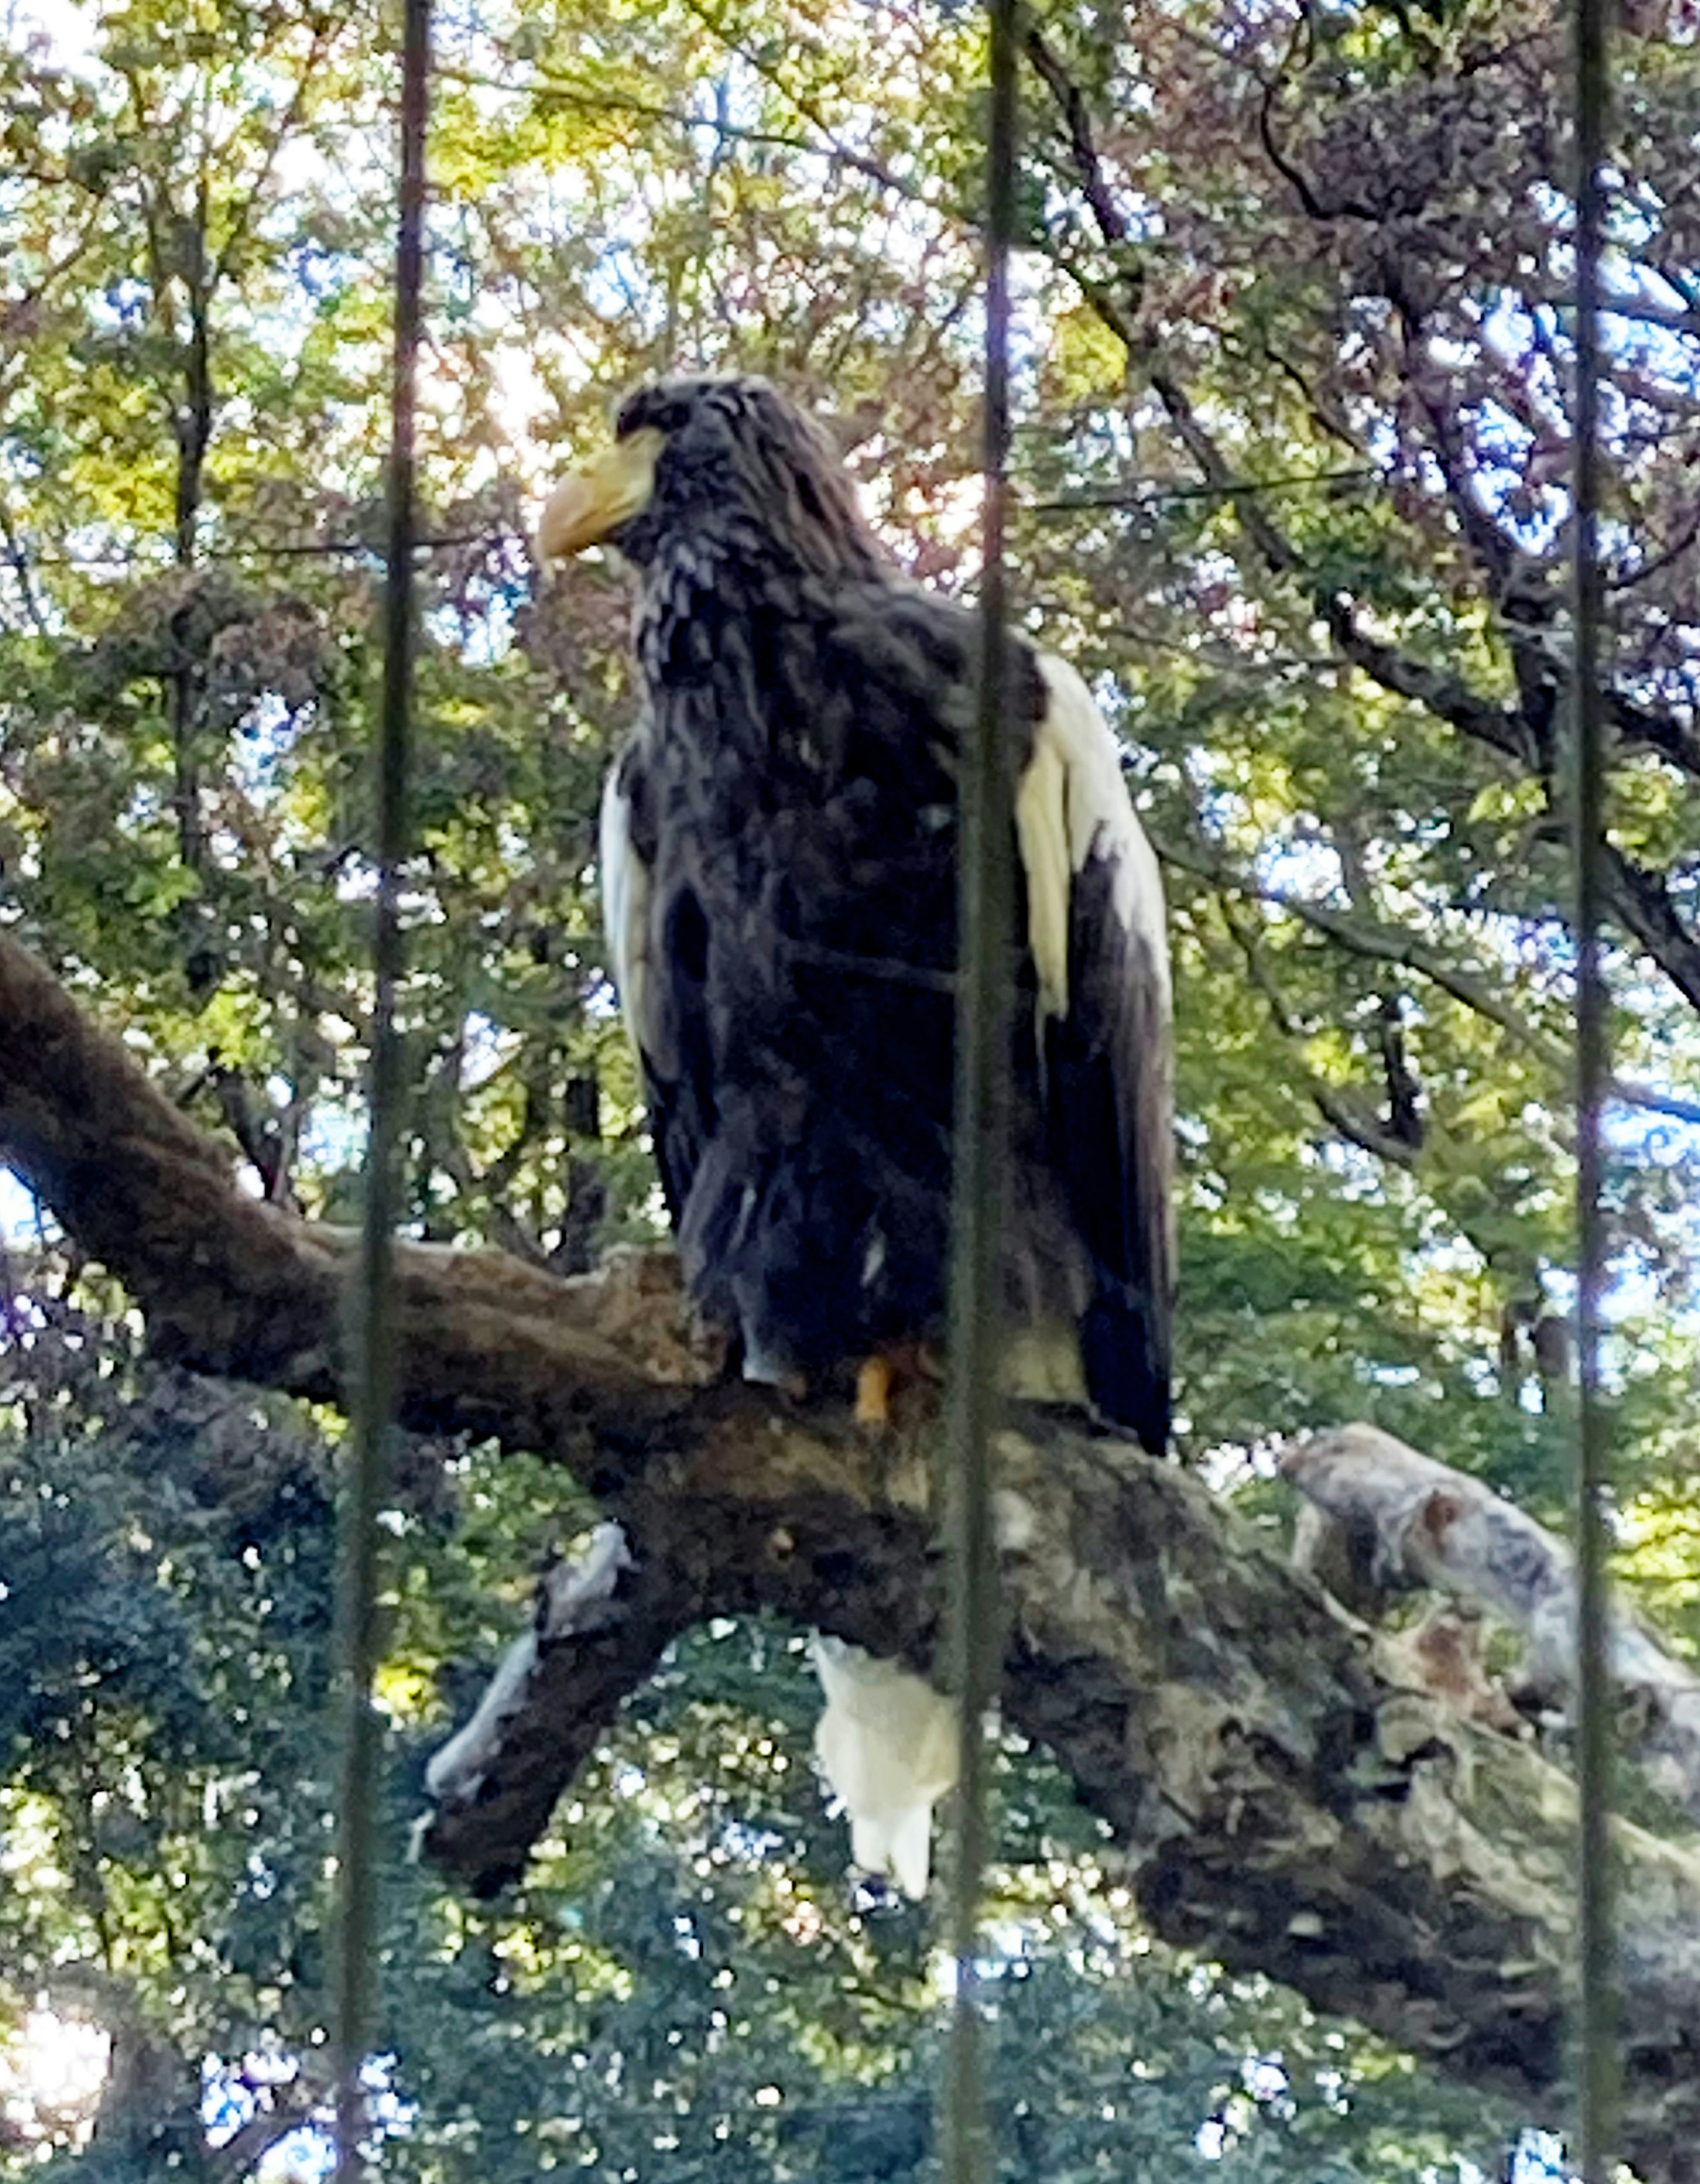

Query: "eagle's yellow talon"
left=855, top=1354, right=893, bottom=1428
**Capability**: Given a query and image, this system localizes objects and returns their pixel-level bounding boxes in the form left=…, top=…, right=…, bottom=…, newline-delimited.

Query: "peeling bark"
left=1287, top=1423, right=1700, bottom=1829
left=416, top=1521, right=698, bottom=1894
left=5, top=926, right=1700, bottom=2176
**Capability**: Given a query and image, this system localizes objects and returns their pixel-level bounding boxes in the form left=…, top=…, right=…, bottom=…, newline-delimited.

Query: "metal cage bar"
left=1569, top=0, right=1618, bottom=2164
left=332, top=1, right=431, bottom=2173
left=938, top=0, right=1020, bottom=2174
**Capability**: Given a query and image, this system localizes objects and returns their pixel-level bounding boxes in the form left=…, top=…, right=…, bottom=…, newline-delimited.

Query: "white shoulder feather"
left=1014, top=652, right=1169, bottom=1026
left=599, top=751, right=652, bottom=1061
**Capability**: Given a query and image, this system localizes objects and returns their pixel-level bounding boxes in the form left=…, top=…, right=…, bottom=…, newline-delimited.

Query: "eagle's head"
left=537, top=375, right=887, bottom=583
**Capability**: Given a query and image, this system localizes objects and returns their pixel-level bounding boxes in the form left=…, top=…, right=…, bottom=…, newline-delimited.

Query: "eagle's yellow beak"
left=536, top=428, right=665, bottom=558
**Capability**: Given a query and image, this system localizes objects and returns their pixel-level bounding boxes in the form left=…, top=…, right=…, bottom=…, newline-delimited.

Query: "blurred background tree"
left=1, top=0, right=1696, bottom=2170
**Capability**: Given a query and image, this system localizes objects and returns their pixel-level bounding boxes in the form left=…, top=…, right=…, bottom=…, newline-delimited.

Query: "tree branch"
left=1213, top=894, right=1421, bottom=1166
left=0, top=926, right=718, bottom=1436
left=1157, top=834, right=1700, bottom=1127
left=1020, top=29, right=1700, bottom=1033
left=210, top=2079, right=323, bottom=2181
left=1600, top=841, right=1700, bottom=1015
left=1157, top=831, right=1570, bottom=1067
left=1145, top=364, right=1544, bottom=771
left=1609, top=685, right=1700, bottom=782
left=0, top=497, right=50, bottom=637
left=7, top=926, right=1700, bottom=2176
left=1021, top=19, right=1131, bottom=255
left=1142, top=371, right=1700, bottom=1020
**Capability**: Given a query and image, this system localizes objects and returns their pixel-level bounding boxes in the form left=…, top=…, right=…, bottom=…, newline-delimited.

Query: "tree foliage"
left=1, top=0, right=1697, bottom=2171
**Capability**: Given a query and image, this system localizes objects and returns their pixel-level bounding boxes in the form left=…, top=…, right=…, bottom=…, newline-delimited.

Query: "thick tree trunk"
left=4, top=925, right=1699, bottom=2179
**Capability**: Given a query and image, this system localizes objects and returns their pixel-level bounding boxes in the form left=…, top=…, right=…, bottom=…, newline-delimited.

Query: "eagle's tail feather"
left=849, top=1802, right=937, bottom=1904
left=812, top=1636, right=960, bottom=1900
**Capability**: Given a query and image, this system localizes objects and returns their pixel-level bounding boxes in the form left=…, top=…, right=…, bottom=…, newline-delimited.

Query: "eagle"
left=540, top=375, right=1173, bottom=1444
left=538, top=375, right=1173, bottom=1890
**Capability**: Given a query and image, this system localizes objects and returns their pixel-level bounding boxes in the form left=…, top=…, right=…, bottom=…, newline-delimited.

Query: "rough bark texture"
left=1287, top=1424, right=1700, bottom=1829
left=5, top=926, right=1700, bottom=2177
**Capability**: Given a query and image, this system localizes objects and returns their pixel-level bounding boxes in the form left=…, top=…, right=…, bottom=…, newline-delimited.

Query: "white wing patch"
left=599, top=755, right=651, bottom=1062
left=1014, top=652, right=1169, bottom=1025
left=812, top=1636, right=960, bottom=1900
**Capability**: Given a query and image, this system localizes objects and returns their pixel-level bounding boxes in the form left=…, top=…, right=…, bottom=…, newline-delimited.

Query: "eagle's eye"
left=616, top=391, right=692, bottom=441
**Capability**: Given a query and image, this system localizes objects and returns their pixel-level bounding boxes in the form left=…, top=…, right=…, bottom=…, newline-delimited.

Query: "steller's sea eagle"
left=539, top=376, right=1173, bottom=1895
left=539, top=374, right=1174, bottom=1450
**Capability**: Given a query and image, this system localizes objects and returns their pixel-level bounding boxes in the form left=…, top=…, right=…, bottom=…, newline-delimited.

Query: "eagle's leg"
left=853, top=1343, right=940, bottom=1428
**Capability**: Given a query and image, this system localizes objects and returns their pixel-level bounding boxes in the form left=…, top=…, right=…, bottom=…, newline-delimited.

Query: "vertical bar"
left=939, top=0, right=1017, bottom=2178
left=331, top=2, right=429, bottom=2176
left=1569, top=0, right=1616, bottom=2166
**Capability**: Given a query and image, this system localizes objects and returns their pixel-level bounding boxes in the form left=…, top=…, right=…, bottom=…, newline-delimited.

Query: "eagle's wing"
left=599, top=740, right=713, bottom=1225
left=1015, top=653, right=1175, bottom=1452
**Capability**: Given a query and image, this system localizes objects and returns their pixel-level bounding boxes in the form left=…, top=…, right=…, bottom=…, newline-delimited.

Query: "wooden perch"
left=6, top=924, right=1700, bottom=2179
left=1286, top=1423, right=1700, bottom=1828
